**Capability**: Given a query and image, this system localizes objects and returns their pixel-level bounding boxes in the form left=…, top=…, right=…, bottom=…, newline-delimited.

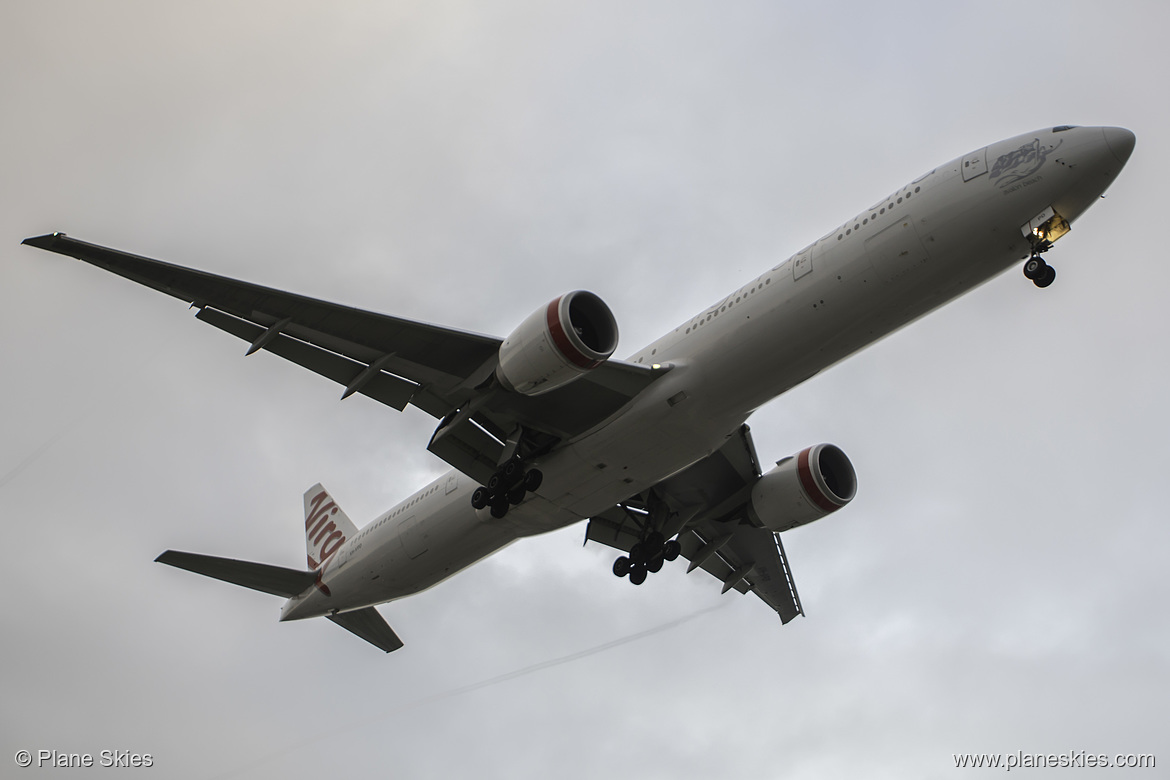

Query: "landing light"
left=1021, top=206, right=1070, bottom=247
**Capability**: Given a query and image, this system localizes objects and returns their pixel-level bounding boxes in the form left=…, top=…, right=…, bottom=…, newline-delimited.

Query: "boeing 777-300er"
left=23, top=125, right=1134, bottom=653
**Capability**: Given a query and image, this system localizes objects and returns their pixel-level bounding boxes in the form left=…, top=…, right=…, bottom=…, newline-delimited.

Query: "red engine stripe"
left=546, top=296, right=600, bottom=369
left=798, top=447, right=840, bottom=513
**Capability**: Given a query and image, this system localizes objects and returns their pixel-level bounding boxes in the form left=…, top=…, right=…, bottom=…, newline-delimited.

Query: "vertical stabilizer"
left=303, top=484, right=358, bottom=570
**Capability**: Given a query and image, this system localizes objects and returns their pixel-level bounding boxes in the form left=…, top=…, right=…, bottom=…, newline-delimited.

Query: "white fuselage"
left=281, top=126, right=1131, bottom=622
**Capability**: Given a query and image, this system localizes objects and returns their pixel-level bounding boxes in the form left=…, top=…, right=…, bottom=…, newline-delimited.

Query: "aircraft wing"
left=22, top=233, right=666, bottom=483
left=585, top=425, right=804, bottom=623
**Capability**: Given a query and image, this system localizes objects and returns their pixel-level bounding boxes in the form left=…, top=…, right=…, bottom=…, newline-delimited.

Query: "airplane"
left=22, top=125, right=1135, bottom=653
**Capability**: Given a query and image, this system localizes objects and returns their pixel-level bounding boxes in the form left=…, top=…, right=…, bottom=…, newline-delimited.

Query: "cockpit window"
left=1052, top=125, right=1078, bottom=132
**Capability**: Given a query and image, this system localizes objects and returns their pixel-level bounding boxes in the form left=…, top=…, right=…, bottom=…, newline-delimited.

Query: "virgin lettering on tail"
left=303, top=484, right=358, bottom=570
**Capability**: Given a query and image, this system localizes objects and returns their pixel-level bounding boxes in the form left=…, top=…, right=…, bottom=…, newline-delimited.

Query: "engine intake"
left=496, top=291, right=618, bottom=396
left=747, top=444, right=857, bottom=532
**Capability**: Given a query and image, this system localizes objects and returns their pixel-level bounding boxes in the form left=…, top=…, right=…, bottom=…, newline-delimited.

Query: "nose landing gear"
left=1020, top=206, right=1068, bottom=289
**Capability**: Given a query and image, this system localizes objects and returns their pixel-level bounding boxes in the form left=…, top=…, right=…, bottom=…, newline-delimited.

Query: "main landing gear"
left=612, top=531, right=682, bottom=586
left=470, top=458, right=543, bottom=519
left=1023, top=254, right=1056, bottom=288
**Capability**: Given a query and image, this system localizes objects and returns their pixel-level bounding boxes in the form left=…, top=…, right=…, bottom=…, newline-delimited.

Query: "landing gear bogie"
left=471, top=459, right=544, bottom=519
left=613, top=533, right=681, bottom=584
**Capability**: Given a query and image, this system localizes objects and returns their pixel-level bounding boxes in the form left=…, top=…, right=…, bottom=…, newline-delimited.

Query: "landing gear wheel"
left=613, top=556, right=631, bottom=577
left=647, top=555, right=664, bottom=574
left=471, top=486, right=489, bottom=509
left=663, top=539, right=681, bottom=561
left=502, top=459, right=519, bottom=480
left=1034, top=265, right=1056, bottom=288
left=629, top=566, right=647, bottom=586
left=645, top=531, right=665, bottom=552
left=629, top=542, right=647, bottom=565
left=1023, top=256, right=1047, bottom=280
left=507, top=485, right=526, bottom=505
left=487, top=473, right=502, bottom=491
left=489, top=498, right=509, bottom=519
left=523, top=469, right=543, bottom=492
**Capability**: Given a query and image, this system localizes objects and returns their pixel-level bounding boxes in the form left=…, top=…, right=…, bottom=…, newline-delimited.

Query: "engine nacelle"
left=747, top=444, right=857, bottom=532
left=496, top=291, right=618, bottom=396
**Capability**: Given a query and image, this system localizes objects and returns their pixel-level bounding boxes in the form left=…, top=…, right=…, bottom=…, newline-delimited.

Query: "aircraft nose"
left=1101, top=126, right=1136, bottom=165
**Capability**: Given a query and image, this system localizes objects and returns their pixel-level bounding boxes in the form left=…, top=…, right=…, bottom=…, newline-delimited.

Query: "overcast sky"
left=2, top=2, right=1167, bottom=778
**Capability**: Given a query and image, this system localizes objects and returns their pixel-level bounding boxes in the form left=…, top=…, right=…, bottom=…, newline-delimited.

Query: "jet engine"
left=496, top=291, right=618, bottom=396
left=747, top=444, right=857, bottom=532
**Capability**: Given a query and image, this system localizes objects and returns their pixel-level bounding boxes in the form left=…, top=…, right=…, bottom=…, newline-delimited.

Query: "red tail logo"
left=306, top=490, right=346, bottom=569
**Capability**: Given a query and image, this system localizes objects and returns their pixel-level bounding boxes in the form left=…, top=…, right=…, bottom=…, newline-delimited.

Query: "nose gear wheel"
left=1023, top=254, right=1056, bottom=288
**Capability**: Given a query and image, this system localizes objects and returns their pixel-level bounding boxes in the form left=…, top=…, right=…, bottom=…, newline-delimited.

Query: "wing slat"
left=196, top=307, right=418, bottom=410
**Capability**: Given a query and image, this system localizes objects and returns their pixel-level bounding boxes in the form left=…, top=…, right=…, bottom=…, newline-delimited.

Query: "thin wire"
left=0, top=332, right=182, bottom=491
left=209, top=599, right=731, bottom=780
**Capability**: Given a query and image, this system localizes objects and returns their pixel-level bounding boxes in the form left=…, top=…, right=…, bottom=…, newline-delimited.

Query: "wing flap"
left=704, top=525, right=802, bottom=622
left=196, top=307, right=417, bottom=410
left=584, top=505, right=644, bottom=551
left=486, top=363, right=662, bottom=441
left=426, top=416, right=504, bottom=486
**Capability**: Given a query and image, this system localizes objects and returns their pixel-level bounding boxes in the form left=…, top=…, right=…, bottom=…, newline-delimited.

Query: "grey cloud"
left=2, top=2, right=1167, bottom=778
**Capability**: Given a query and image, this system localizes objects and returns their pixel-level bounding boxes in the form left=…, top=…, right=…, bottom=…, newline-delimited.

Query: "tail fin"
left=304, top=483, right=358, bottom=570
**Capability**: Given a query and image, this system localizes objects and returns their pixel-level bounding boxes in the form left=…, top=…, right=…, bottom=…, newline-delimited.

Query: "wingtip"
left=21, top=232, right=66, bottom=249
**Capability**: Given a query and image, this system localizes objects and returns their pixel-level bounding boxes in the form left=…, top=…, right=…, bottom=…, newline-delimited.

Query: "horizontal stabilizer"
left=156, top=550, right=317, bottom=598
left=327, top=607, right=404, bottom=653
